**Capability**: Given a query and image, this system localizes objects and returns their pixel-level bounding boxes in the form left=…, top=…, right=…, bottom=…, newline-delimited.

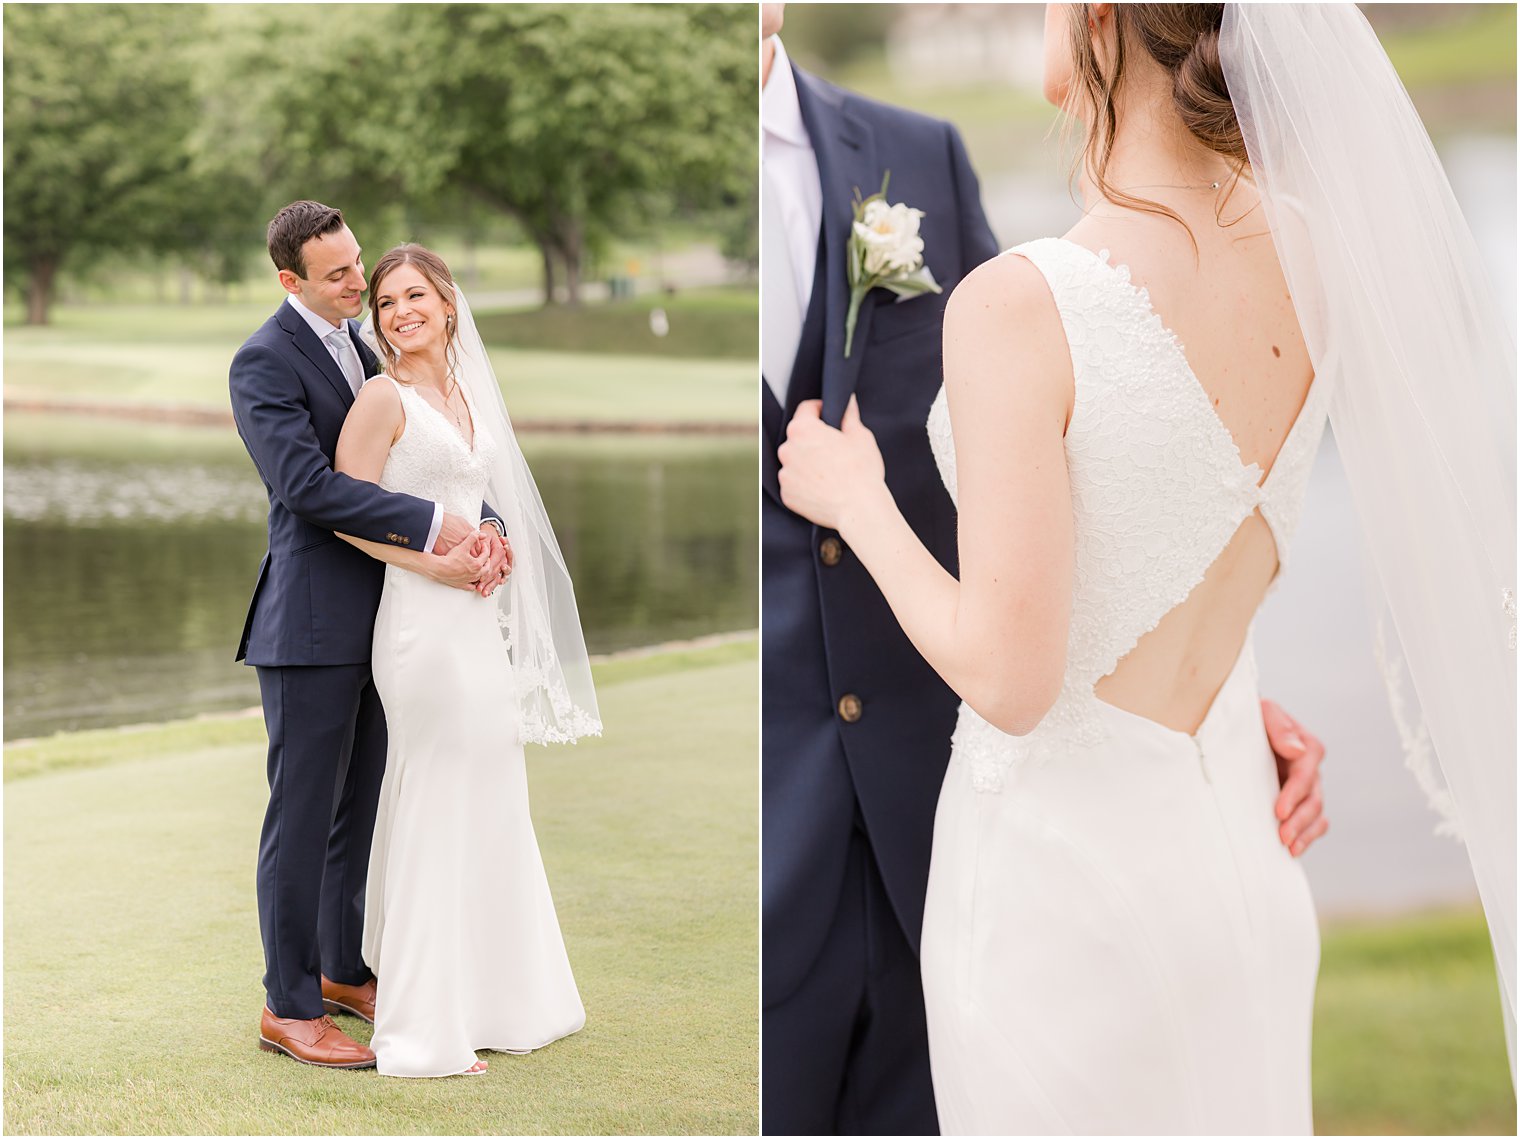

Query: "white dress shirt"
left=285, top=293, right=365, bottom=396
left=762, top=38, right=823, bottom=320
left=762, top=37, right=823, bottom=405
left=284, top=292, right=445, bottom=551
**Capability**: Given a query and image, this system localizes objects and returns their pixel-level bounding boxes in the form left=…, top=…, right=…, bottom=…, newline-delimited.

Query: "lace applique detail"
left=1373, top=612, right=1461, bottom=838
left=377, top=377, right=497, bottom=518
left=926, top=387, right=957, bottom=504
left=374, top=375, right=606, bottom=745
left=1504, top=587, right=1516, bottom=651
left=927, top=238, right=1328, bottom=793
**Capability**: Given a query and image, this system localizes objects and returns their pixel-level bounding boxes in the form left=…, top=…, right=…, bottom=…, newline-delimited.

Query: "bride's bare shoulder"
left=345, top=373, right=406, bottom=439
left=944, top=250, right=1073, bottom=411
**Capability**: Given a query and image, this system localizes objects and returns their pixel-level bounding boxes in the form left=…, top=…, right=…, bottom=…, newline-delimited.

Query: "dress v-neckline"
left=400, top=378, right=477, bottom=454
left=1037, top=237, right=1318, bottom=499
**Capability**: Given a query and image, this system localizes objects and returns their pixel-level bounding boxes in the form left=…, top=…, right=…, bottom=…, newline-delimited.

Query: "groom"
left=229, top=200, right=509, bottom=1067
left=760, top=9, right=999, bottom=1132
left=761, top=9, right=1333, bottom=1134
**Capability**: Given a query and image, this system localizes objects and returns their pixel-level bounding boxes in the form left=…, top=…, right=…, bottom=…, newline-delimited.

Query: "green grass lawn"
left=3, top=640, right=758, bottom=1136
left=473, top=288, right=756, bottom=361
left=1312, top=909, right=1515, bottom=1135
left=3, top=296, right=755, bottom=427
left=56, top=237, right=726, bottom=308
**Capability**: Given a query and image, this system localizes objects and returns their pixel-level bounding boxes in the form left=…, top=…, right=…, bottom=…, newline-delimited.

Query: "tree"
left=397, top=4, right=757, bottom=305
left=3, top=5, right=210, bottom=324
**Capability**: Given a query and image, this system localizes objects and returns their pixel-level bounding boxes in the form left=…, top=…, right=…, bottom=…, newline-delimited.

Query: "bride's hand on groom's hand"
left=428, top=531, right=490, bottom=590
left=473, top=531, right=512, bottom=598
left=1262, top=699, right=1329, bottom=857
left=777, top=396, right=888, bottom=534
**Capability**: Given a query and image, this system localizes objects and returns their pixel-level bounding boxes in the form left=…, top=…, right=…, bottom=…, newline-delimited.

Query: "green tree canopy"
left=389, top=3, right=757, bottom=303
left=4, top=5, right=216, bottom=323
left=6, top=4, right=757, bottom=315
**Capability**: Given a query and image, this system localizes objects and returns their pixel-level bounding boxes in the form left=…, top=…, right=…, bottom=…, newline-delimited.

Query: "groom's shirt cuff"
left=425, top=503, right=443, bottom=553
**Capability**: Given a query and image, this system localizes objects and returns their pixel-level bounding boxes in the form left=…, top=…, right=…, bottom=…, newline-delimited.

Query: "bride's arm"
left=778, top=254, right=1074, bottom=735
left=334, top=381, right=489, bottom=590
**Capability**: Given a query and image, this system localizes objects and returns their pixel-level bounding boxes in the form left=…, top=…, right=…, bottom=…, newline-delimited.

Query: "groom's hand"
left=427, top=531, right=490, bottom=590
left=434, top=512, right=478, bottom=554
left=1263, top=699, right=1328, bottom=857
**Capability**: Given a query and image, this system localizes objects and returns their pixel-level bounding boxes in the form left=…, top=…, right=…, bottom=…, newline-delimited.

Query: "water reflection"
left=4, top=423, right=756, bottom=739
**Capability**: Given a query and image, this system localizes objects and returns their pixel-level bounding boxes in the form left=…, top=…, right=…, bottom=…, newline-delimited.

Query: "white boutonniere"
left=844, top=172, right=943, bottom=357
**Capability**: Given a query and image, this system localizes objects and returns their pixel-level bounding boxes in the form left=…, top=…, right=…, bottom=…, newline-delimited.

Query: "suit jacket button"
left=819, top=536, right=843, bottom=566
left=837, top=693, right=863, bottom=723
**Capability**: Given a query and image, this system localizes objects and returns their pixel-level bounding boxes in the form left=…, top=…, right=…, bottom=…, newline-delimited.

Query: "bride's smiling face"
left=374, top=264, right=455, bottom=360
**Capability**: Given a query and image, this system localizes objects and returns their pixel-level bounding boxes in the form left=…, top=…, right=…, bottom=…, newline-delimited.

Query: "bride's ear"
left=1089, top=4, right=1117, bottom=67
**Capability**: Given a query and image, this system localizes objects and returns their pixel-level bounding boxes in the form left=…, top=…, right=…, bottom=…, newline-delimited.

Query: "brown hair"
left=1062, top=4, right=1247, bottom=240
left=267, top=200, right=345, bottom=279
left=365, top=244, right=460, bottom=380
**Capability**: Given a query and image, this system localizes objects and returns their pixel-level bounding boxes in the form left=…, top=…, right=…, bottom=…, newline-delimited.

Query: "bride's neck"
left=393, top=345, right=450, bottom=391
left=1077, top=61, right=1230, bottom=211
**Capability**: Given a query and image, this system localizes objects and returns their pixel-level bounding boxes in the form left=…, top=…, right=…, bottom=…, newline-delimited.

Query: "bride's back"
left=1065, top=187, right=1315, bottom=734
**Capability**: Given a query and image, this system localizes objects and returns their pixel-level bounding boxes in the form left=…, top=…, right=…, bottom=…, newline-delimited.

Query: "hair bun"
left=1173, top=25, right=1247, bottom=165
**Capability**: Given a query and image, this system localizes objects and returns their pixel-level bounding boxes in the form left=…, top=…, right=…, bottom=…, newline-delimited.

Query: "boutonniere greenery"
left=844, top=172, right=943, bottom=357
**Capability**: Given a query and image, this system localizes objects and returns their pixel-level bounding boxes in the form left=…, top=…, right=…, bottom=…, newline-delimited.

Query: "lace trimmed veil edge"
left=1221, top=3, right=1516, bottom=1078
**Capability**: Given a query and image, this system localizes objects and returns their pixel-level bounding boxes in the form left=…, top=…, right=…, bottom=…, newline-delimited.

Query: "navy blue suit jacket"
left=762, top=67, right=1001, bottom=1005
left=229, top=300, right=436, bottom=667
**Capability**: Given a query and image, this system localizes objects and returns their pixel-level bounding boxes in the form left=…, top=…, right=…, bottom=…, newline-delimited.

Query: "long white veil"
left=1220, top=4, right=1516, bottom=1075
left=362, top=287, right=603, bottom=746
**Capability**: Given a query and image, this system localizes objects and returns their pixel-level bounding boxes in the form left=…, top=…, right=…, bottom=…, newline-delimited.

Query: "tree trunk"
left=25, top=255, right=57, bottom=326
left=538, top=241, right=558, bottom=306
left=561, top=225, right=583, bottom=308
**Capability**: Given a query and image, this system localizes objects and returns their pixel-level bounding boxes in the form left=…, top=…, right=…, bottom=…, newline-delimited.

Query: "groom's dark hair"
left=267, top=200, right=346, bottom=279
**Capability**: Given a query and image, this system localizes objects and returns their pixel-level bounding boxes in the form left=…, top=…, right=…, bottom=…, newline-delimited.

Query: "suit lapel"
left=349, top=318, right=380, bottom=384
left=762, top=383, right=784, bottom=503
left=795, top=65, right=880, bottom=428
left=276, top=300, right=356, bottom=408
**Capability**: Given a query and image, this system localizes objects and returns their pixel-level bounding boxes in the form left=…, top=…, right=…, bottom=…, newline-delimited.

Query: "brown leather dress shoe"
left=321, top=974, right=377, bottom=1024
left=259, top=1007, right=375, bottom=1068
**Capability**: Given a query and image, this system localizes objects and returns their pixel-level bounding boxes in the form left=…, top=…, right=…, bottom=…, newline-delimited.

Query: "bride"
left=778, top=3, right=1514, bottom=1132
left=330, top=243, right=601, bottom=1077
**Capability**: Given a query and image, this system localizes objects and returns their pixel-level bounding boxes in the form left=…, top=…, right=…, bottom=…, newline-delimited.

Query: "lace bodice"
left=376, top=375, right=497, bottom=520
left=927, top=238, right=1330, bottom=792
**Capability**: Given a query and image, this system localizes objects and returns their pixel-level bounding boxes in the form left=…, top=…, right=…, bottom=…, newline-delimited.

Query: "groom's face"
left=279, top=225, right=366, bottom=325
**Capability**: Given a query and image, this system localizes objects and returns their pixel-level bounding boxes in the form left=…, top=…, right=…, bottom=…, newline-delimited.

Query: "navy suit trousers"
left=255, top=664, right=387, bottom=1018
left=763, top=821, right=939, bottom=1137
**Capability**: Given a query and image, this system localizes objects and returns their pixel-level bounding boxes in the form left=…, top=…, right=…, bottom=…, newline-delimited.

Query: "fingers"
left=791, top=399, right=823, bottom=423
left=1260, top=698, right=1306, bottom=758
left=842, top=393, right=863, bottom=430
left=1289, top=815, right=1329, bottom=858
left=1278, top=772, right=1321, bottom=841
left=1275, top=760, right=1316, bottom=821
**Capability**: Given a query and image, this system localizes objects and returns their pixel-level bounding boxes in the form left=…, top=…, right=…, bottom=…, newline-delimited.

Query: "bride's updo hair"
left=1064, top=4, right=1248, bottom=234
left=366, top=243, right=461, bottom=380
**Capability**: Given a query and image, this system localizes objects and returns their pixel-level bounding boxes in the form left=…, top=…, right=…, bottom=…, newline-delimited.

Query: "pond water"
left=3, top=417, right=756, bottom=740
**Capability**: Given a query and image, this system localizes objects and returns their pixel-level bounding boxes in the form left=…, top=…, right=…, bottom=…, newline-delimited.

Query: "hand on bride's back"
left=778, top=396, right=886, bottom=533
left=427, top=530, right=490, bottom=590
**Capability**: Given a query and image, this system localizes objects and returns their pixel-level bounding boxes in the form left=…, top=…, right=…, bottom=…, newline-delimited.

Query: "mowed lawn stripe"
left=4, top=650, right=758, bottom=1135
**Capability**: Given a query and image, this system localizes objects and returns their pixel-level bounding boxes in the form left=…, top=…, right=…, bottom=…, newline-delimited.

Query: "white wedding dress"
left=360, top=375, right=585, bottom=1078
left=922, top=238, right=1329, bottom=1134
